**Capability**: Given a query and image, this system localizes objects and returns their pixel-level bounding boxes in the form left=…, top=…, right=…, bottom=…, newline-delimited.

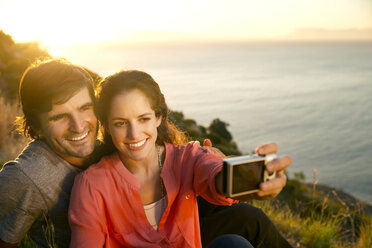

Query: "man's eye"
left=49, top=115, right=66, bottom=122
left=81, top=104, right=94, bottom=111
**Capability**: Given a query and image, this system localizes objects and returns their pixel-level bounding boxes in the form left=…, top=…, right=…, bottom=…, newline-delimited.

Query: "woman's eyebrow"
left=138, top=113, right=152, bottom=117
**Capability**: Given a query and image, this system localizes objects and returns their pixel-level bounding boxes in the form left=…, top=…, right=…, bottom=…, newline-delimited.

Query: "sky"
left=0, top=0, right=371, bottom=56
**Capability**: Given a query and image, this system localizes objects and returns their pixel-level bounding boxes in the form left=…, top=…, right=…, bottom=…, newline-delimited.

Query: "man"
left=0, top=59, right=292, bottom=247
left=0, top=59, right=97, bottom=248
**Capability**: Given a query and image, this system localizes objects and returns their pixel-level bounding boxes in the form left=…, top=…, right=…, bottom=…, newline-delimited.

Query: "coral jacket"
left=69, top=142, right=237, bottom=248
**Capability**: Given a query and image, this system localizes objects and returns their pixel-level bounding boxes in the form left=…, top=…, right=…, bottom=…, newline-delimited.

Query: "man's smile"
left=68, top=131, right=89, bottom=142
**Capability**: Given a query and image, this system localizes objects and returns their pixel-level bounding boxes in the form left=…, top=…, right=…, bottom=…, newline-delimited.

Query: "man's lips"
left=67, top=131, right=89, bottom=142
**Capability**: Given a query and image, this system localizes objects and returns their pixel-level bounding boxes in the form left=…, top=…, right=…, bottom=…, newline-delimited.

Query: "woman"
left=68, top=70, right=254, bottom=247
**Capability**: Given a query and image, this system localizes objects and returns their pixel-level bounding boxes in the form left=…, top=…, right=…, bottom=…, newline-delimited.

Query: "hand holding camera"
left=220, top=142, right=292, bottom=200
left=222, top=154, right=277, bottom=198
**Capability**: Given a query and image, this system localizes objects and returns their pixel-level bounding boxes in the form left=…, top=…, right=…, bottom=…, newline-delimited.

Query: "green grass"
left=250, top=174, right=372, bottom=248
left=18, top=234, right=37, bottom=248
left=14, top=171, right=372, bottom=248
left=300, top=218, right=340, bottom=247
left=355, top=215, right=372, bottom=248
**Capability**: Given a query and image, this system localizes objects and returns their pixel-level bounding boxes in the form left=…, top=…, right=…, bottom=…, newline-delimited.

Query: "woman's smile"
left=127, top=138, right=147, bottom=150
left=107, top=89, right=161, bottom=163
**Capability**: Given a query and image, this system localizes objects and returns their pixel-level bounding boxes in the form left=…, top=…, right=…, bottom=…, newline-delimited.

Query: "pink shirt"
left=69, top=142, right=237, bottom=248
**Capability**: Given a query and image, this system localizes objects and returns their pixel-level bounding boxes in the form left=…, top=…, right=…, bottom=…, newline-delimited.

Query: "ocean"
left=66, top=41, right=372, bottom=204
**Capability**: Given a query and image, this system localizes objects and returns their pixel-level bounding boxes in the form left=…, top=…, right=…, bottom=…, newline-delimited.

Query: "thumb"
left=203, top=139, right=212, bottom=147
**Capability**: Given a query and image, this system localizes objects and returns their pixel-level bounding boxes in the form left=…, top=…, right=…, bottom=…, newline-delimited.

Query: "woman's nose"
left=127, top=124, right=140, bottom=139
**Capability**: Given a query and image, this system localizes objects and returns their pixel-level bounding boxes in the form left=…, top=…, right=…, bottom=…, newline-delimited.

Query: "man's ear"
left=34, top=124, right=44, bottom=139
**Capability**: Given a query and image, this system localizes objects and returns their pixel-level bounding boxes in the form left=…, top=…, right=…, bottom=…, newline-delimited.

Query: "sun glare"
left=0, top=0, right=371, bottom=49
left=0, top=0, right=121, bottom=45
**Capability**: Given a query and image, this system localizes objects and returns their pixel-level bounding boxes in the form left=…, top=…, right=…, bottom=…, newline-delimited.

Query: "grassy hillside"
left=257, top=173, right=372, bottom=247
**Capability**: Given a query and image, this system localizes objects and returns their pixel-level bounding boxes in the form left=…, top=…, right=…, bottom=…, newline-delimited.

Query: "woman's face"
left=107, top=89, right=161, bottom=163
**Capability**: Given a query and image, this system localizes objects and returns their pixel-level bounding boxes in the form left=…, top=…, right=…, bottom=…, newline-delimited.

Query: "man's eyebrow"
left=48, top=113, right=67, bottom=121
left=80, top=102, right=94, bottom=109
left=48, top=102, right=94, bottom=121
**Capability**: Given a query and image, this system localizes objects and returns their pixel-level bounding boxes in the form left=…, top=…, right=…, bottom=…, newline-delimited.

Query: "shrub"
left=0, top=96, right=29, bottom=166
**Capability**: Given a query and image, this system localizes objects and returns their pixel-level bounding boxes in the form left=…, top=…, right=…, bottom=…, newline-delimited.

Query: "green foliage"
left=252, top=175, right=372, bottom=248
left=300, top=218, right=340, bottom=247
left=252, top=200, right=300, bottom=239
left=356, top=215, right=372, bottom=248
left=18, top=234, right=38, bottom=248
left=0, top=31, right=16, bottom=61
left=169, top=111, right=241, bottom=156
left=293, top=171, right=305, bottom=182
left=208, top=118, right=232, bottom=142
left=0, top=95, right=30, bottom=162
left=0, top=30, right=51, bottom=101
left=0, top=30, right=100, bottom=102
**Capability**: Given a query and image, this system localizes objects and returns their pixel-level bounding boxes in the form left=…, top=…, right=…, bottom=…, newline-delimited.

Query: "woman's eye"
left=140, top=118, right=150, bottom=122
left=114, top=121, right=127, bottom=127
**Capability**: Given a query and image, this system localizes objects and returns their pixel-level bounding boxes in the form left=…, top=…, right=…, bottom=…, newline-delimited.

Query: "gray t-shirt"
left=0, top=140, right=82, bottom=247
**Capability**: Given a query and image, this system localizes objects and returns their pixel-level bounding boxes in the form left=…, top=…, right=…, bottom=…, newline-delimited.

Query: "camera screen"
left=232, top=160, right=264, bottom=194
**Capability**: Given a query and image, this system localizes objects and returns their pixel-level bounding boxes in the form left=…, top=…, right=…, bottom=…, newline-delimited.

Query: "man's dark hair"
left=17, top=58, right=95, bottom=139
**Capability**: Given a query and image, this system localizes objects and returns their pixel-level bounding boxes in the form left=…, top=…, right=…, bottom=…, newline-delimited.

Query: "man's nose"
left=69, top=114, right=85, bottom=133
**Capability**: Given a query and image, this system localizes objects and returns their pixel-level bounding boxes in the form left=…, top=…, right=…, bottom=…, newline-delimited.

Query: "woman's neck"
left=118, top=144, right=166, bottom=204
left=119, top=147, right=158, bottom=175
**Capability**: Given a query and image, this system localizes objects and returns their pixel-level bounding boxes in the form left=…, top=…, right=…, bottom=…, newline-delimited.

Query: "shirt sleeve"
left=0, top=164, right=46, bottom=244
left=68, top=172, right=107, bottom=248
left=188, top=142, right=238, bottom=205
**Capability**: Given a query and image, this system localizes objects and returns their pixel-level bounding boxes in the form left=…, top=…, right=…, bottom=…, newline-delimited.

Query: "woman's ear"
left=156, top=115, right=162, bottom=128
left=104, top=122, right=111, bottom=135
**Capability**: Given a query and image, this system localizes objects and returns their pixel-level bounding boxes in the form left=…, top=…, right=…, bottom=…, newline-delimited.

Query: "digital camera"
left=222, top=154, right=277, bottom=198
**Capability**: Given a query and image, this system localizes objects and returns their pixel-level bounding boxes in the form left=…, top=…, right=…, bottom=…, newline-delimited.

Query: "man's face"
left=38, top=87, right=98, bottom=166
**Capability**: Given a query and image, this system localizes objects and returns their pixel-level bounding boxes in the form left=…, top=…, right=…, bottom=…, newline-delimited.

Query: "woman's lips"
left=127, top=139, right=147, bottom=150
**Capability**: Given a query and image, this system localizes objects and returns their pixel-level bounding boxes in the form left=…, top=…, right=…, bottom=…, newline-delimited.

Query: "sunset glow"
left=1, top=0, right=371, bottom=49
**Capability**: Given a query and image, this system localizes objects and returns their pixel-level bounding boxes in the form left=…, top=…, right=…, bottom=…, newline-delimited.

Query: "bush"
left=0, top=96, right=29, bottom=163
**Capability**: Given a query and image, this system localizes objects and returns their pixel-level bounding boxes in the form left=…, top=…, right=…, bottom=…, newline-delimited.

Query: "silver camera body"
left=222, top=154, right=277, bottom=198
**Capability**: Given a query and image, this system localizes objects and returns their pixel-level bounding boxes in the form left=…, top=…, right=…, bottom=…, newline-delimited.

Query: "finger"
left=203, top=139, right=212, bottom=147
left=257, top=189, right=281, bottom=198
left=260, top=173, right=286, bottom=194
left=258, top=173, right=287, bottom=196
left=203, top=147, right=226, bottom=158
left=256, top=142, right=278, bottom=155
left=266, top=155, right=292, bottom=172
